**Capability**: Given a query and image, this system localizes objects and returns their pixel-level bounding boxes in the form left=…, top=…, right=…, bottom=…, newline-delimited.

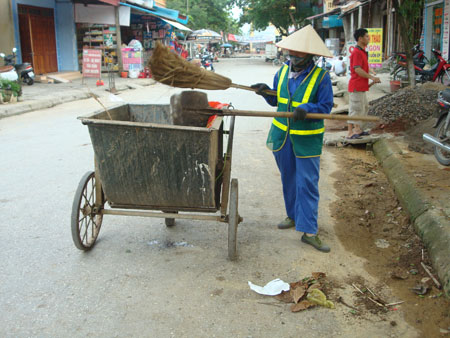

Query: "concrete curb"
left=0, top=92, right=91, bottom=119
left=373, top=138, right=450, bottom=297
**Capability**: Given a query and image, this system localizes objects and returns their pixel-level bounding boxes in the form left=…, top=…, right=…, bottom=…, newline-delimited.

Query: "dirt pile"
left=369, top=82, right=446, bottom=129
left=330, top=147, right=450, bottom=337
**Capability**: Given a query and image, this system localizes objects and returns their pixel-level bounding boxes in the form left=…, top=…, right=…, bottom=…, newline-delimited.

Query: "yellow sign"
left=367, top=28, right=383, bottom=68
left=324, top=0, right=337, bottom=12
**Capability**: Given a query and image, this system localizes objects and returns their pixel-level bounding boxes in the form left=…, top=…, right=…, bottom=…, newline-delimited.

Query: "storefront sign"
left=75, top=4, right=130, bottom=26
left=121, top=48, right=142, bottom=71
left=443, top=0, right=450, bottom=60
left=324, top=0, right=337, bottom=12
left=82, top=49, right=102, bottom=78
left=367, top=28, right=383, bottom=68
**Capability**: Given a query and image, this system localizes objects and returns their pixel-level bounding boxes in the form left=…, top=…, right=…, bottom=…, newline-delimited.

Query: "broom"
left=148, top=42, right=276, bottom=96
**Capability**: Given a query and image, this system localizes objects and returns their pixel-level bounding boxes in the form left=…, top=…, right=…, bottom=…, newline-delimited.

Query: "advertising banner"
left=82, top=49, right=102, bottom=78
left=367, top=28, right=383, bottom=68
left=443, top=0, right=450, bottom=60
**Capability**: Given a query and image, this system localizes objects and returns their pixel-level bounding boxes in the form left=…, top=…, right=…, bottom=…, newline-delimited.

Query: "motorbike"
left=390, top=44, right=428, bottom=72
left=423, top=89, right=450, bottom=166
left=200, top=53, right=215, bottom=72
left=392, top=48, right=450, bottom=85
left=0, top=47, right=35, bottom=85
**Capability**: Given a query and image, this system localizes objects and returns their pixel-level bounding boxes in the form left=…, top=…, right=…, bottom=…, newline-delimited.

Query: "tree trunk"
left=406, top=48, right=416, bottom=87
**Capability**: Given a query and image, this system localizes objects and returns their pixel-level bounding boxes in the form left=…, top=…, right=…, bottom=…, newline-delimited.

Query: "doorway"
left=18, top=4, right=58, bottom=74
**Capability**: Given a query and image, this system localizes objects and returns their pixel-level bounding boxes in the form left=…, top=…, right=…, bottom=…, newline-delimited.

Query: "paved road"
left=0, top=58, right=417, bottom=337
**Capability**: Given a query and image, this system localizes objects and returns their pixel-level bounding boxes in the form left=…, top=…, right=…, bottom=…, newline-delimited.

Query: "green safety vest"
left=266, top=64, right=328, bottom=158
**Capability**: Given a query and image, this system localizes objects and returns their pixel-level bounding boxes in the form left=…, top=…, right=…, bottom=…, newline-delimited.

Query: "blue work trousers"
left=273, top=136, right=320, bottom=234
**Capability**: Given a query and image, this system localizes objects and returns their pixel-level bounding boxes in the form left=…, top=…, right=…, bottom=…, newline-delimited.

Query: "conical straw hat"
left=276, top=25, right=333, bottom=57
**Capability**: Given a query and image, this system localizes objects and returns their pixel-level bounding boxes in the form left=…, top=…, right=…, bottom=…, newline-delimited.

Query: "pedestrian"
left=333, top=56, right=346, bottom=76
left=250, top=25, right=334, bottom=253
left=347, top=28, right=381, bottom=139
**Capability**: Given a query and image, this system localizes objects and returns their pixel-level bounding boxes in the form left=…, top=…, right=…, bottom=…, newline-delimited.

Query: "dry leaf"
left=275, top=290, right=294, bottom=303
left=312, top=272, right=326, bottom=280
left=290, top=286, right=306, bottom=304
left=291, top=300, right=315, bottom=312
left=289, top=281, right=305, bottom=289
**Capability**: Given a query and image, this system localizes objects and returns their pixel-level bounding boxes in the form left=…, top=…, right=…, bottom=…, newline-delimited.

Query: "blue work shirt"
left=263, top=61, right=334, bottom=116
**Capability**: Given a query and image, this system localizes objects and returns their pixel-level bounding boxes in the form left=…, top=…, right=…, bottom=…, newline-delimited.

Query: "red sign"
left=82, top=49, right=102, bottom=78
left=228, top=33, right=237, bottom=42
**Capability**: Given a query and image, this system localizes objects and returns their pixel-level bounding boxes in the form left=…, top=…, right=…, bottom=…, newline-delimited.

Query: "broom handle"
left=230, top=83, right=277, bottom=96
left=220, top=109, right=380, bottom=122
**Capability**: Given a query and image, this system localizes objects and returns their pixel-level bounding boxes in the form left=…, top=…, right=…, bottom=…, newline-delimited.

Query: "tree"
left=166, top=0, right=241, bottom=33
left=231, top=0, right=317, bottom=36
left=392, top=0, right=424, bottom=88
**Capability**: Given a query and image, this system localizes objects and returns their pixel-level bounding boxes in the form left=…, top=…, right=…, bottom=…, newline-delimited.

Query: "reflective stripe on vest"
left=270, top=119, right=325, bottom=135
left=272, top=65, right=324, bottom=134
left=277, top=66, right=289, bottom=105
left=292, top=67, right=323, bottom=107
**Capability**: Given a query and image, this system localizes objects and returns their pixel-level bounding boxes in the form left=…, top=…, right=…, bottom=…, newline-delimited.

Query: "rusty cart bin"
left=71, top=102, right=242, bottom=260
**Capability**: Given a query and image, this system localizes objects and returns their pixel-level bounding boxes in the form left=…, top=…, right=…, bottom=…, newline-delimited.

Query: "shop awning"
left=306, top=8, right=340, bottom=20
left=120, top=2, right=191, bottom=30
left=338, top=0, right=373, bottom=18
left=162, top=18, right=191, bottom=31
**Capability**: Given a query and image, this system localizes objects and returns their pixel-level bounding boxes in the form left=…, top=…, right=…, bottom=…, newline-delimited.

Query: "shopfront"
left=11, top=0, right=78, bottom=74
left=423, top=0, right=450, bottom=60
left=74, top=1, right=190, bottom=74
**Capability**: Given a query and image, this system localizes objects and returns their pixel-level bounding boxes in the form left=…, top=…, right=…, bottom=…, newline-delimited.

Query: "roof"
left=306, top=8, right=340, bottom=20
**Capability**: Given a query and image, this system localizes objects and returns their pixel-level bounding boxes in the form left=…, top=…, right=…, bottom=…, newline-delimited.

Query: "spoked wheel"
left=393, top=68, right=408, bottom=82
left=71, top=171, right=104, bottom=250
left=228, top=178, right=240, bottom=261
left=434, top=118, right=450, bottom=166
left=438, top=72, right=450, bottom=86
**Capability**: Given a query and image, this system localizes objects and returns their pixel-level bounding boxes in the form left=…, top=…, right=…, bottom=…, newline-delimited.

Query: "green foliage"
left=0, top=79, right=22, bottom=99
left=392, top=0, right=424, bottom=87
left=167, top=0, right=241, bottom=33
left=231, top=0, right=317, bottom=36
left=393, top=0, right=424, bottom=45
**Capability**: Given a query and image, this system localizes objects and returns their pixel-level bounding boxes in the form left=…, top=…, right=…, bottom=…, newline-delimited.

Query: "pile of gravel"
left=368, top=82, right=446, bottom=126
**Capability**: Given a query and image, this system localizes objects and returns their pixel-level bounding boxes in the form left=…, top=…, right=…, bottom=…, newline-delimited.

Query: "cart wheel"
left=71, top=171, right=103, bottom=251
left=165, top=211, right=178, bottom=227
left=228, top=178, right=239, bottom=261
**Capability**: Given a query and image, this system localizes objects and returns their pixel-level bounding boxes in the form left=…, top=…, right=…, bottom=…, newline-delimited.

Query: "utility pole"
left=115, top=5, right=123, bottom=72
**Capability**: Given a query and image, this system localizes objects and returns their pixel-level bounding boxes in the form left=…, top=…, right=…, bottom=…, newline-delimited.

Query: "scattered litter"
left=375, top=238, right=390, bottom=248
left=307, top=289, right=335, bottom=308
left=411, top=284, right=429, bottom=295
left=248, top=279, right=290, bottom=296
left=251, top=272, right=334, bottom=313
left=409, top=268, right=418, bottom=275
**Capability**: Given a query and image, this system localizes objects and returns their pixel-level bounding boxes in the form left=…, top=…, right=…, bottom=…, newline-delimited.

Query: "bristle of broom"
left=148, top=42, right=232, bottom=90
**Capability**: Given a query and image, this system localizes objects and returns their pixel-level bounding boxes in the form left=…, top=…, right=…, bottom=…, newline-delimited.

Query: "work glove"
left=250, top=83, right=270, bottom=96
left=293, top=106, right=308, bottom=121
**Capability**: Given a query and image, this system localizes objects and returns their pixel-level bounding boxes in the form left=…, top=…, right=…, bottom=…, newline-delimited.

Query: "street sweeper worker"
left=251, top=25, right=334, bottom=253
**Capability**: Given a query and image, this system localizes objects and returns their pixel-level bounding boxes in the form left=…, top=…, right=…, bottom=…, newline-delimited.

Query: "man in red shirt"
left=347, top=28, right=381, bottom=139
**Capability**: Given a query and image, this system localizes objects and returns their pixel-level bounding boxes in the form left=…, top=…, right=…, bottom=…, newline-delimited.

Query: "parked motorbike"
left=200, top=53, right=215, bottom=72
left=423, top=89, right=450, bottom=166
left=0, top=47, right=34, bottom=85
left=390, top=44, right=428, bottom=72
left=393, top=48, right=450, bottom=85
